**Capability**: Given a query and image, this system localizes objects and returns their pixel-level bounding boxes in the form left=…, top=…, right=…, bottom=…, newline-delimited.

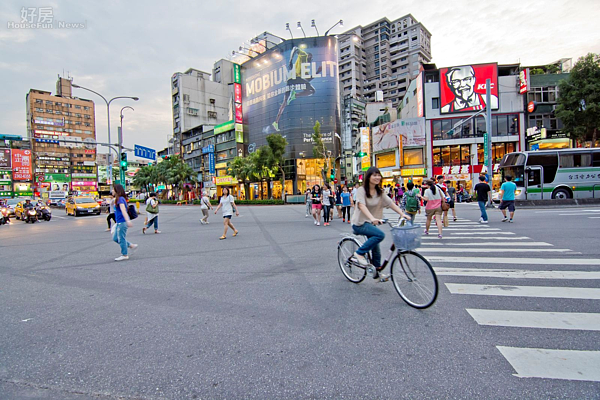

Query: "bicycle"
left=337, top=219, right=438, bottom=309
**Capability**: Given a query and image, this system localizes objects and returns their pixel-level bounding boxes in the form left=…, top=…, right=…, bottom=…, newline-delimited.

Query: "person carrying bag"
left=142, top=192, right=160, bottom=234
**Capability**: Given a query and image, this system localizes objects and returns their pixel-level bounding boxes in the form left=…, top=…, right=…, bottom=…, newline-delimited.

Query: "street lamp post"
left=71, top=83, right=138, bottom=192
left=297, top=22, right=306, bottom=38
left=119, top=106, right=134, bottom=189
left=285, top=23, right=294, bottom=39
left=324, top=19, right=344, bottom=36
left=311, top=20, right=319, bottom=36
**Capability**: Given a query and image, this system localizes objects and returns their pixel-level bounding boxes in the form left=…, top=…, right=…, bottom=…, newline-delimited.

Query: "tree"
left=312, top=121, right=328, bottom=183
left=555, top=53, right=600, bottom=147
left=266, top=133, right=288, bottom=199
left=132, top=165, right=154, bottom=192
left=228, top=156, right=253, bottom=200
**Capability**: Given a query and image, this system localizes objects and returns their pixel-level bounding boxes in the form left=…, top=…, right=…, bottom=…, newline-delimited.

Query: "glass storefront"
left=477, top=142, right=516, bottom=164
left=296, top=158, right=327, bottom=191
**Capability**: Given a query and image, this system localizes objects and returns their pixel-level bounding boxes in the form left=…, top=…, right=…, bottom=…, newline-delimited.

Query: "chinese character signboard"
left=439, top=63, right=499, bottom=114
left=235, top=123, right=244, bottom=143
left=233, top=64, right=241, bottom=84
left=235, top=103, right=243, bottom=124
left=12, top=149, right=32, bottom=181
left=234, top=83, right=242, bottom=103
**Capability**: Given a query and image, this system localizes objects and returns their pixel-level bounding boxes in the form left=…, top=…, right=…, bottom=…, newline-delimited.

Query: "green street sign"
left=484, top=133, right=489, bottom=162
left=233, top=64, right=241, bottom=84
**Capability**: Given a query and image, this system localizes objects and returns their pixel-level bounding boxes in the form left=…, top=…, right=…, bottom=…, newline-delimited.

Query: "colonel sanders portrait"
left=441, top=65, right=499, bottom=113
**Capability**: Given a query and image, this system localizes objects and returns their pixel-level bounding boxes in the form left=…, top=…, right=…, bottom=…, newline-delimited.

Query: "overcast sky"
left=1, top=0, right=599, bottom=158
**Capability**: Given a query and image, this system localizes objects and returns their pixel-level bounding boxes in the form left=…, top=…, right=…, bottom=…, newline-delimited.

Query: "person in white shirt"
left=200, top=191, right=213, bottom=224
left=142, top=192, right=160, bottom=234
left=214, top=187, right=239, bottom=240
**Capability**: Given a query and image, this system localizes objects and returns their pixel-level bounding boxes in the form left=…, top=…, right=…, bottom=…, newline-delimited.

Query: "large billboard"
left=439, top=63, right=498, bottom=114
left=372, top=118, right=426, bottom=152
left=241, top=36, right=340, bottom=158
left=0, top=149, right=11, bottom=168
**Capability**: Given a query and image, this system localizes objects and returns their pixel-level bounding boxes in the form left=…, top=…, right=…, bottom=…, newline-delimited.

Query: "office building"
left=26, top=77, right=98, bottom=197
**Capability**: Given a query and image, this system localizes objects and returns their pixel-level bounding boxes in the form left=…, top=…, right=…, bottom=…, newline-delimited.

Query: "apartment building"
left=26, top=77, right=98, bottom=197
left=171, top=61, right=236, bottom=156
left=338, top=14, right=432, bottom=107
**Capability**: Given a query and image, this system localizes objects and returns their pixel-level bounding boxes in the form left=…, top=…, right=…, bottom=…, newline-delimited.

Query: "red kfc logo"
left=439, top=63, right=499, bottom=114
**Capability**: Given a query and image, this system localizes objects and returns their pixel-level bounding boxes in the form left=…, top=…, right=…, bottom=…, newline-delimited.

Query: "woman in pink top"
left=422, top=179, right=444, bottom=238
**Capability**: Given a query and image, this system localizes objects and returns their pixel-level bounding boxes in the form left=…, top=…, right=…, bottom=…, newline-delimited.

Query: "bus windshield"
left=501, top=166, right=525, bottom=187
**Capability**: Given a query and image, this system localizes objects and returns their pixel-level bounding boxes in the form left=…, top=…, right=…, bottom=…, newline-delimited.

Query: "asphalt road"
left=1, top=203, right=599, bottom=399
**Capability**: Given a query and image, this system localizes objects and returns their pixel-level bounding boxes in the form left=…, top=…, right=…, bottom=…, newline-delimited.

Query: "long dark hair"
left=363, top=167, right=383, bottom=198
left=312, top=185, right=321, bottom=197
left=425, top=179, right=437, bottom=195
left=113, top=184, right=128, bottom=203
left=221, top=187, right=230, bottom=198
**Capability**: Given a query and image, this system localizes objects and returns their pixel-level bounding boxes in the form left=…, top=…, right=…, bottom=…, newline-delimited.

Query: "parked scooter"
left=24, top=207, right=38, bottom=223
left=0, top=205, right=9, bottom=225
left=36, top=205, right=52, bottom=221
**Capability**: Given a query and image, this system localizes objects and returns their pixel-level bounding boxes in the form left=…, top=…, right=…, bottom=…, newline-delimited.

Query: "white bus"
left=498, top=148, right=600, bottom=200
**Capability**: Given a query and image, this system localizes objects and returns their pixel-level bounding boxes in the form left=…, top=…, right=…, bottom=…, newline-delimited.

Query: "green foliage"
left=555, top=53, right=600, bottom=146
left=312, top=121, right=324, bottom=159
left=131, top=155, right=196, bottom=195
left=266, top=133, right=288, bottom=196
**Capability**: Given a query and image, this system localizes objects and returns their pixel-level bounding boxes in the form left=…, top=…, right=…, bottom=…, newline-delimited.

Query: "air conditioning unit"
left=183, top=94, right=190, bottom=103
left=209, top=98, right=216, bottom=104
left=208, top=111, right=217, bottom=119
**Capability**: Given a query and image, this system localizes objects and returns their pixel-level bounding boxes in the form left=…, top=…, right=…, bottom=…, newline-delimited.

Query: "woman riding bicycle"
left=351, top=167, right=410, bottom=278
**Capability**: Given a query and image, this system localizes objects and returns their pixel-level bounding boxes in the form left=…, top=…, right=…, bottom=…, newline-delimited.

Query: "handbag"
left=441, top=197, right=450, bottom=212
left=146, top=200, right=159, bottom=214
left=127, top=204, right=138, bottom=220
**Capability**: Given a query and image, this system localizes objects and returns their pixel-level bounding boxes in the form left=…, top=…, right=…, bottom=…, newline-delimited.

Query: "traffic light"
left=355, top=151, right=366, bottom=157
left=120, top=152, right=128, bottom=168
left=330, top=168, right=335, bottom=180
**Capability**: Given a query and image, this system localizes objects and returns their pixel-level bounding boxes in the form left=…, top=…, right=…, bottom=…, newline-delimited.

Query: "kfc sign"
left=519, top=68, right=530, bottom=94
left=12, top=149, right=32, bottom=181
left=439, top=63, right=499, bottom=114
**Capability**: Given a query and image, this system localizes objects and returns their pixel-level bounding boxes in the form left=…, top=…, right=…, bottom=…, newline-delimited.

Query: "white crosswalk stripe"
left=410, top=213, right=600, bottom=382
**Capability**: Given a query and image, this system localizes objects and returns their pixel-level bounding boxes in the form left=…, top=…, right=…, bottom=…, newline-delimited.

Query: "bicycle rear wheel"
left=390, top=250, right=438, bottom=309
left=338, top=238, right=367, bottom=283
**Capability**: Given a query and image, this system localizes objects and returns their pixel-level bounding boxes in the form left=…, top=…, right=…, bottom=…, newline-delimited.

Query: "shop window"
left=432, top=120, right=442, bottom=140
left=403, top=148, right=423, bottom=166
left=376, top=152, right=396, bottom=168
left=432, top=98, right=439, bottom=109
left=460, top=145, right=471, bottom=165
left=496, top=115, right=508, bottom=136
left=441, top=146, right=451, bottom=166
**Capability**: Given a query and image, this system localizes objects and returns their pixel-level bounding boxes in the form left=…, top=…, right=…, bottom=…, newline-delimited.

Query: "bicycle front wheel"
left=337, top=238, right=366, bottom=283
left=390, top=251, right=438, bottom=309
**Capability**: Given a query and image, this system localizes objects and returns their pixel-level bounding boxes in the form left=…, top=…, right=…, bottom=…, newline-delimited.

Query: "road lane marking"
left=422, top=236, right=531, bottom=240
left=467, top=309, right=600, bottom=331
left=535, top=209, right=600, bottom=213
left=435, top=268, right=600, bottom=279
left=445, top=283, right=600, bottom=299
left=420, top=248, right=573, bottom=253
left=432, top=256, right=600, bottom=265
left=497, top=346, right=600, bottom=382
left=448, top=231, right=513, bottom=234
left=422, top=242, right=553, bottom=246
left=559, top=213, right=600, bottom=216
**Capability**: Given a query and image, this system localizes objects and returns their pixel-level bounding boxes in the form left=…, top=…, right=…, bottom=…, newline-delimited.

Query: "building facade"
left=26, top=77, right=98, bottom=198
left=337, top=14, right=432, bottom=174
left=171, top=63, right=236, bottom=156
left=395, top=62, right=527, bottom=192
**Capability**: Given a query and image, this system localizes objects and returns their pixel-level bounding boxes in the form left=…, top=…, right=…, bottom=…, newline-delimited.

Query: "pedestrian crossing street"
left=382, top=211, right=600, bottom=383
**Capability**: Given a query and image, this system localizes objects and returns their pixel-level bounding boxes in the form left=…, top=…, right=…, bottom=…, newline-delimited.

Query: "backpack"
left=405, top=190, right=419, bottom=213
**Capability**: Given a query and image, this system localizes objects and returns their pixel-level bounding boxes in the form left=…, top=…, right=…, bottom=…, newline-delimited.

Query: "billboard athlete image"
left=241, top=37, right=340, bottom=158
left=440, top=63, right=499, bottom=114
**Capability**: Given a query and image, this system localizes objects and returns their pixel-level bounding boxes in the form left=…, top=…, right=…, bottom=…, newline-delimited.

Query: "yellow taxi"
left=14, top=200, right=31, bottom=220
left=65, top=196, right=101, bottom=217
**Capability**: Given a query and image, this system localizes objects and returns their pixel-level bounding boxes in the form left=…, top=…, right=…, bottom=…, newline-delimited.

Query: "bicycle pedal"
left=379, top=275, right=390, bottom=282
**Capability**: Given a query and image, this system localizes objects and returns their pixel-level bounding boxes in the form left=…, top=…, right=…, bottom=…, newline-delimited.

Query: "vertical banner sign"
left=519, top=68, right=530, bottom=94
left=233, top=64, right=241, bottom=84
left=235, top=103, right=243, bottom=124
left=12, top=149, right=32, bottom=180
left=235, top=123, right=244, bottom=143
left=416, top=71, right=424, bottom=118
left=360, top=127, right=371, bottom=171
left=484, top=133, right=489, bottom=164
left=208, top=153, right=216, bottom=175
left=234, top=83, right=242, bottom=104
left=399, top=134, right=404, bottom=167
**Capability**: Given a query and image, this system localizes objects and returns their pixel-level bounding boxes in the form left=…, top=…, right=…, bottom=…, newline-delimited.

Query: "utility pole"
left=485, top=79, right=493, bottom=207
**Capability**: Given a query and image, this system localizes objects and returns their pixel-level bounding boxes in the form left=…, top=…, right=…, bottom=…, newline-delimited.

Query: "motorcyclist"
left=24, top=199, right=34, bottom=209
